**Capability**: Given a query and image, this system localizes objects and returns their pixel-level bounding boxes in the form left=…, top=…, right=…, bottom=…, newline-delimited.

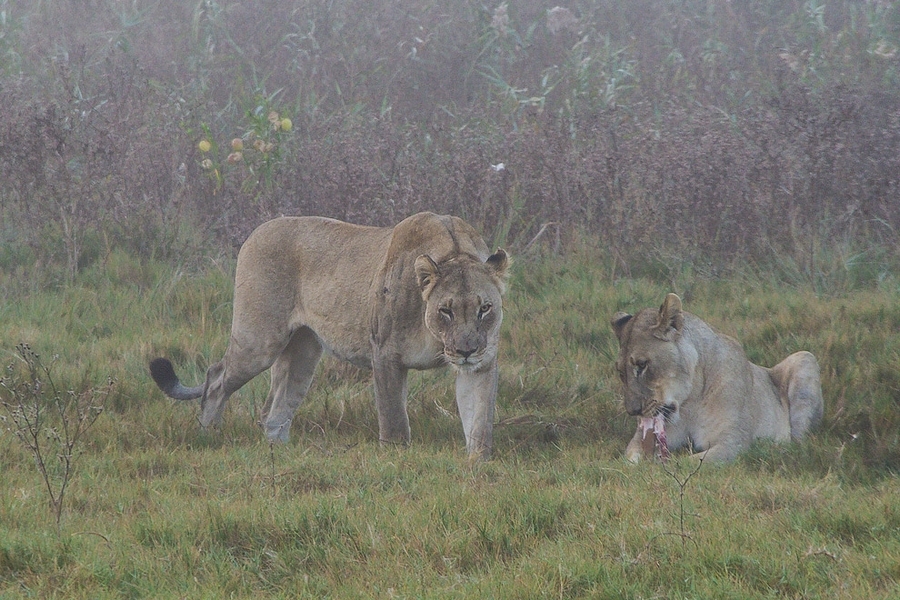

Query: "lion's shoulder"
left=681, top=312, right=742, bottom=351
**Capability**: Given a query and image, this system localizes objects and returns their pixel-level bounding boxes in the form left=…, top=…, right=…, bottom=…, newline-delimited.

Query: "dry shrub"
left=0, top=0, right=897, bottom=281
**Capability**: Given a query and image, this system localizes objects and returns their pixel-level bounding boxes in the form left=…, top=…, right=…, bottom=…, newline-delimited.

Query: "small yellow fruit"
left=280, top=118, right=292, bottom=132
left=231, top=138, right=244, bottom=151
left=198, top=140, right=211, bottom=153
left=201, top=158, right=213, bottom=169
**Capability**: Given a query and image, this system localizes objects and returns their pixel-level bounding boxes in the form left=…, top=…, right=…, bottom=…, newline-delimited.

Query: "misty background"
left=0, top=0, right=898, bottom=288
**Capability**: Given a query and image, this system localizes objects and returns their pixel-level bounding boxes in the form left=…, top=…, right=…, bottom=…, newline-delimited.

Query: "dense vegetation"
left=1, top=0, right=899, bottom=597
left=1, top=0, right=898, bottom=287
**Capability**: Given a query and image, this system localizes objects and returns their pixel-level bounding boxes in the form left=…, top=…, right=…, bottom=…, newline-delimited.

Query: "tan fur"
left=610, top=293, right=823, bottom=462
left=150, top=212, right=509, bottom=459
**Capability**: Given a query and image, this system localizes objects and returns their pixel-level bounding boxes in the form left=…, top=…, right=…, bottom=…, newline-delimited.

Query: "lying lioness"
left=610, top=293, right=823, bottom=462
left=150, top=212, right=509, bottom=459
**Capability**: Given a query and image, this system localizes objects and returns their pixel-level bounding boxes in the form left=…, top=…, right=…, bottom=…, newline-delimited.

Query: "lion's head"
left=415, top=250, right=509, bottom=371
left=610, top=293, right=699, bottom=420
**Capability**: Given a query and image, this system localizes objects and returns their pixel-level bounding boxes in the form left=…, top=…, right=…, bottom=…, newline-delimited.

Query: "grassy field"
left=2, top=0, right=898, bottom=595
left=1, top=249, right=899, bottom=598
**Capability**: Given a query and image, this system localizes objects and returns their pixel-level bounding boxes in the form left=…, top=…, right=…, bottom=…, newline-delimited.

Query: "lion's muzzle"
left=624, top=396, right=645, bottom=416
left=443, top=330, right=490, bottom=367
left=446, top=350, right=486, bottom=369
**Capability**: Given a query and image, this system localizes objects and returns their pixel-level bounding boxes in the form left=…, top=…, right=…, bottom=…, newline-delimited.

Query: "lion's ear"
left=414, top=254, right=440, bottom=296
left=486, top=249, right=510, bottom=293
left=611, top=312, right=633, bottom=342
left=654, top=293, right=684, bottom=340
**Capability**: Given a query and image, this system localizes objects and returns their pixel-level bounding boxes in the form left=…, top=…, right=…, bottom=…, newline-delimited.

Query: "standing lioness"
left=150, top=212, right=509, bottom=459
left=611, top=293, right=823, bottom=462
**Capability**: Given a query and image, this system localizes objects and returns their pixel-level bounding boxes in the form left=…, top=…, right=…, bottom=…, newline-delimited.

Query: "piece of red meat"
left=639, top=415, right=670, bottom=461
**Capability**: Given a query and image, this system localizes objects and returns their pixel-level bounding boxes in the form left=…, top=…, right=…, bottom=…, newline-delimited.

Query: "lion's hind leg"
left=261, top=326, right=324, bottom=443
left=770, top=351, right=824, bottom=440
left=201, top=343, right=278, bottom=428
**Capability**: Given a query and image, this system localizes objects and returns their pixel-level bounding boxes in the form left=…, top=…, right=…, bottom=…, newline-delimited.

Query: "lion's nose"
left=459, top=348, right=475, bottom=359
left=454, top=333, right=481, bottom=359
left=625, top=399, right=643, bottom=416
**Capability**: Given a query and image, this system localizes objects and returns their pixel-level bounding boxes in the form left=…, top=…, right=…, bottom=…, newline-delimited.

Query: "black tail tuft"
left=149, top=357, right=178, bottom=390
left=148, top=357, right=203, bottom=400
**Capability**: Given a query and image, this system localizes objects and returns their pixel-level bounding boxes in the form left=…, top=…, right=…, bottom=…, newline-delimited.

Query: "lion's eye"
left=439, top=307, right=453, bottom=320
left=478, top=303, right=492, bottom=318
left=632, top=358, right=649, bottom=378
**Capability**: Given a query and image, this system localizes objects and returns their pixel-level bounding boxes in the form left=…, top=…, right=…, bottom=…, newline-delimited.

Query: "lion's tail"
left=149, top=358, right=204, bottom=401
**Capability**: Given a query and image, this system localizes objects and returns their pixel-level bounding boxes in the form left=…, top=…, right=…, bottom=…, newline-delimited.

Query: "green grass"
left=1, top=249, right=899, bottom=598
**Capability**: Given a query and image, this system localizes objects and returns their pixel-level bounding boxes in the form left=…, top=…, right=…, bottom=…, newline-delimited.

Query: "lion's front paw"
left=625, top=439, right=645, bottom=463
